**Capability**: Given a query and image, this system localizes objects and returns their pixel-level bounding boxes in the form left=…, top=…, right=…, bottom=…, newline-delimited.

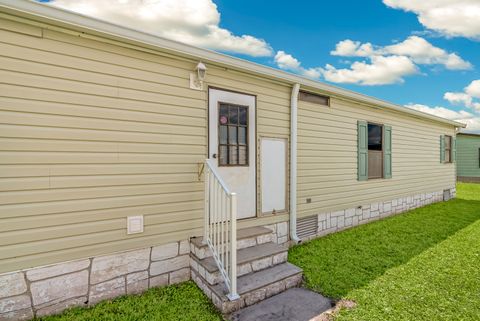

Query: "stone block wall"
left=263, top=221, right=289, bottom=244
left=301, top=188, right=455, bottom=242
left=0, top=240, right=190, bottom=320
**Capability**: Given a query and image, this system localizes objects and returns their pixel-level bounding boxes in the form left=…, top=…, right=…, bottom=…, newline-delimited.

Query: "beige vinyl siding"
left=0, top=16, right=290, bottom=273
left=297, top=97, right=456, bottom=218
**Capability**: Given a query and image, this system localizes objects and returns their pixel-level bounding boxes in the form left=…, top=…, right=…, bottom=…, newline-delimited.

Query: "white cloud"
left=443, top=92, right=472, bottom=107
left=274, top=51, right=323, bottom=79
left=383, top=0, right=480, bottom=39
left=274, top=51, right=301, bottom=70
left=444, top=79, right=480, bottom=112
left=331, top=36, right=472, bottom=70
left=322, top=55, right=418, bottom=86
left=466, top=80, right=480, bottom=98
left=275, top=51, right=418, bottom=85
left=406, top=103, right=479, bottom=133
left=49, top=0, right=272, bottom=57
left=331, top=40, right=375, bottom=57
left=384, top=36, right=472, bottom=70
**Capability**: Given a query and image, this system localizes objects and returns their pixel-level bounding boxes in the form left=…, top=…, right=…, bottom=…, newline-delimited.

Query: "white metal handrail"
left=204, top=159, right=239, bottom=301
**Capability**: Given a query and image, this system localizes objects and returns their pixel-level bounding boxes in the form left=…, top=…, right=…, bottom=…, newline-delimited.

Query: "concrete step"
left=191, top=242, right=288, bottom=285
left=190, top=226, right=274, bottom=259
left=192, top=262, right=303, bottom=314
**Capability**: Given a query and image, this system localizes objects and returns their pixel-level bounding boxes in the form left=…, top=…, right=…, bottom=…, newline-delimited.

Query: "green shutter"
left=452, top=136, right=457, bottom=163
left=384, top=125, right=392, bottom=179
left=440, top=135, right=445, bottom=163
left=358, top=121, right=368, bottom=181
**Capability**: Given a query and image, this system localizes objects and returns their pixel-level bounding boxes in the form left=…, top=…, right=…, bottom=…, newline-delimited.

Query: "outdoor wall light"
left=190, top=61, right=207, bottom=90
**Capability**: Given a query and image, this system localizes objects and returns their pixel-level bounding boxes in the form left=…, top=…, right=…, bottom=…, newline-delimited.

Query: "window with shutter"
left=384, top=125, right=392, bottom=178
left=357, top=121, right=368, bottom=181
left=358, top=121, right=392, bottom=180
left=440, top=135, right=445, bottom=163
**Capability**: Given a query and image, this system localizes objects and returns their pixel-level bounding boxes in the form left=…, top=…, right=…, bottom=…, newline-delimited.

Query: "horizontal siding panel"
left=0, top=138, right=204, bottom=154
left=0, top=218, right=203, bottom=260
left=0, top=124, right=205, bottom=145
left=0, top=164, right=196, bottom=178
left=0, top=183, right=203, bottom=207
left=0, top=69, right=205, bottom=109
left=0, top=39, right=189, bottom=89
left=0, top=96, right=206, bottom=124
left=0, top=202, right=203, bottom=232
left=0, top=84, right=206, bottom=117
left=0, top=209, right=203, bottom=246
left=0, top=172, right=199, bottom=191
left=0, top=152, right=204, bottom=164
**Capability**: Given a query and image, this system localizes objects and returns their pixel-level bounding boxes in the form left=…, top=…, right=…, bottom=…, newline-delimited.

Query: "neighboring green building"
left=457, top=133, right=480, bottom=182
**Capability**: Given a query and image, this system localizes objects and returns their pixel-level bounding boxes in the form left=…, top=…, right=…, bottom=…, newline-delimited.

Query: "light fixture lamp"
left=190, top=61, right=207, bottom=90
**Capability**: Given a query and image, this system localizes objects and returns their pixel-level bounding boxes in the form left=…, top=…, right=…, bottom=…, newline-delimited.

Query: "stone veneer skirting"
left=0, top=240, right=191, bottom=320
left=0, top=188, right=455, bottom=320
left=0, top=220, right=290, bottom=321
left=302, top=188, right=456, bottom=242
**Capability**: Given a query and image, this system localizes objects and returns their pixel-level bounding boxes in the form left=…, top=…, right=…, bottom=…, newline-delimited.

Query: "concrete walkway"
left=229, top=288, right=332, bottom=321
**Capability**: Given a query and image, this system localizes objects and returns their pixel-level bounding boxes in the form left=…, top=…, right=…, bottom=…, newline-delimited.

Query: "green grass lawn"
left=289, top=183, right=480, bottom=321
left=37, top=282, right=223, bottom=321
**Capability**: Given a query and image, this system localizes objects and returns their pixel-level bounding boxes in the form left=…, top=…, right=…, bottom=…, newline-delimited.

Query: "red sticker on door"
left=220, top=116, right=228, bottom=124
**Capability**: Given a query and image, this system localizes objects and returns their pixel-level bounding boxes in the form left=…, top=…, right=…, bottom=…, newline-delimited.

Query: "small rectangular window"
left=298, top=91, right=329, bottom=106
left=218, top=103, right=248, bottom=166
left=368, top=123, right=383, bottom=179
left=445, top=135, right=452, bottom=163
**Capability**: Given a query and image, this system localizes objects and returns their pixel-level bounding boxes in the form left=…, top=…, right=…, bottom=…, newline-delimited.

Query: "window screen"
left=218, top=103, right=248, bottom=166
left=368, top=123, right=383, bottom=179
left=445, top=135, right=452, bottom=163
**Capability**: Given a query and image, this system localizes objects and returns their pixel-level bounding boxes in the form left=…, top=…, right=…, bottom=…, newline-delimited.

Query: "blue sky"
left=39, top=0, right=480, bottom=132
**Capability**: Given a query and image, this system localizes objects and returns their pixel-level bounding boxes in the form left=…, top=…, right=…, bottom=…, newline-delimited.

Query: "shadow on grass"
left=289, top=193, right=480, bottom=299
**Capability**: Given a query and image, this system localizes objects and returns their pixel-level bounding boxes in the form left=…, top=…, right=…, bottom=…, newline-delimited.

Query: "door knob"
left=212, top=153, right=217, bottom=159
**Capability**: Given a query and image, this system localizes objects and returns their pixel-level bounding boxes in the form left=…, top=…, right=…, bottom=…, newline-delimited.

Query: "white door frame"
left=208, top=87, right=257, bottom=219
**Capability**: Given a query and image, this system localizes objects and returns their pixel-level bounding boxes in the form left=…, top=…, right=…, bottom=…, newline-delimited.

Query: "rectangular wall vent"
left=297, top=215, right=318, bottom=240
left=443, top=189, right=452, bottom=201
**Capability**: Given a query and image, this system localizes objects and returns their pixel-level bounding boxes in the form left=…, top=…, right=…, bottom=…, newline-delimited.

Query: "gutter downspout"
left=290, top=83, right=301, bottom=243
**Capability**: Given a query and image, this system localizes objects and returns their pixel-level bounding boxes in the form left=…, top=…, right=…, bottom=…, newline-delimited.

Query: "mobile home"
left=0, top=0, right=465, bottom=319
left=456, top=133, right=480, bottom=182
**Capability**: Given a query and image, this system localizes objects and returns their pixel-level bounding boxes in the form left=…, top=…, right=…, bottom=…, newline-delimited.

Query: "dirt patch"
left=310, top=300, right=357, bottom=321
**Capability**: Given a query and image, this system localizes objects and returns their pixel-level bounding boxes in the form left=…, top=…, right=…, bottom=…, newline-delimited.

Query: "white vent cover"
left=297, top=215, right=318, bottom=240
left=127, top=215, right=144, bottom=234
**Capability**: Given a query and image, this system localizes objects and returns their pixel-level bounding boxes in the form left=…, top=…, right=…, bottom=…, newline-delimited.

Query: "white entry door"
left=208, top=88, right=256, bottom=219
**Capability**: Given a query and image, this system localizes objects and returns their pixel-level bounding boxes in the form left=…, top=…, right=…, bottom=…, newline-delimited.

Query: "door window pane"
left=239, top=107, right=247, bottom=125
left=219, top=146, right=228, bottom=165
left=219, top=126, right=227, bottom=144
left=229, top=147, right=238, bottom=164
left=228, top=126, right=237, bottom=144
left=238, top=127, right=246, bottom=145
left=228, top=106, right=238, bottom=124
left=218, top=104, right=249, bottom=166
left=239, top=146, right=247, bottom=165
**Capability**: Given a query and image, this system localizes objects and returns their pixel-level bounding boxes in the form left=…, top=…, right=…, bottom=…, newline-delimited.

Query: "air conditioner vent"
left=297, top=215, right=318, bottom=240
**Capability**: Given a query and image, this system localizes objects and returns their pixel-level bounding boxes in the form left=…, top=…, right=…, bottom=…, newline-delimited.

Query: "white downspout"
left=290, top=83, right=301, bottom=243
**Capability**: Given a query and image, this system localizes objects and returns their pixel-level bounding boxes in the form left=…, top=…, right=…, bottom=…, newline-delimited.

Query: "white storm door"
left=208, top=88, right=256, bottom=219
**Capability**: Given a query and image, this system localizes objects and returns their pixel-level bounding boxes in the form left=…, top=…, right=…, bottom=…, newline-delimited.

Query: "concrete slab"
left=229, top=288, right=332, bottom=321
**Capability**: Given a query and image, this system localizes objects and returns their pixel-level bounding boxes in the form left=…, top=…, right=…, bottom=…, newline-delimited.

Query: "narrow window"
left=218, top=103, right=248, bottom=166
left=444, top=135, right=452, bottom=163
left=298, top=91, right=330, bottom=106
left=368, top=123, right=383, bottom=179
